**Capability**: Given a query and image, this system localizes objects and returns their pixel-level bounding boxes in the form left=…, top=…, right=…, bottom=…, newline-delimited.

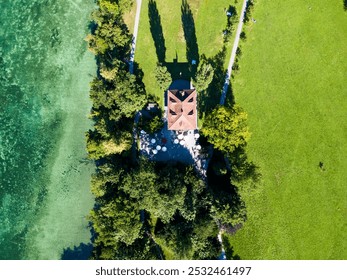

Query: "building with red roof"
left=167, top=89, right=197, bottom=131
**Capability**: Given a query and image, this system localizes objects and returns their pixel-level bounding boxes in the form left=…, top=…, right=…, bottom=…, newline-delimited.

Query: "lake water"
left=0, top=0, right=96, bottom=259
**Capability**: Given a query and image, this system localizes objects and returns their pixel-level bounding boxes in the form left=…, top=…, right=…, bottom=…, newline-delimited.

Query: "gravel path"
left=129, top=0, right=143, bottom=74
left=220, top=0, right=249, bottom=105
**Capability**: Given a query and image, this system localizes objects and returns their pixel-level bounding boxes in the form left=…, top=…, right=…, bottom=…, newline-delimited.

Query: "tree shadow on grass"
left=61, top=243, right=93, bottom=260
left=198, top=47, right=227, bottom=118
left=206, top=147, right=261, bottom=234
left=148, top=0, right=166, bottom=63
left=222, top=237, right=241, bottom=260
left=207, top=150, right=247, bottom=226
left=228, top=146, right=261, bottom=190
left=344, top=0, right=347, bottom=10
left=223, top=5, right=238, bottom=43
left=181, top=0, right=199, bottom=76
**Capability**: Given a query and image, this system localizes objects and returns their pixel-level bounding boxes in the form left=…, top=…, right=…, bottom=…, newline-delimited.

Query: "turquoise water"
left=0, top=0, right=96, bottom=259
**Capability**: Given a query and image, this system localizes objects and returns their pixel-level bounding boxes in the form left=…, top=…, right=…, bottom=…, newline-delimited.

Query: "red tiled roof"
left=167, top=89, right=197, bottom=130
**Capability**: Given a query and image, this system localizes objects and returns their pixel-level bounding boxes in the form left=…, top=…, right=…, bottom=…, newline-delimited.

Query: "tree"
left=201, top=105, right=250, bottom=154
left=121, top=160, right=188, bottom=223
left=89, top=73, right=147, bottom=121
left=87, top=3, right=132, bottom=55
left=155, top=63, right=172, bottom=91
left=86, top=130, right=132, bottom=159
left=90, top=193, right=143, bottom=247
left=99, top=59, right=122, bottom=81
left=116, top=0, right=134, bottom=13
left=193, top=57, right=214, bottom=92
left=109, top=72, right=147, bottom=120
left=191, top=216, right=221, bottom=259
left=147, top=115, right=164, bottom=133
left=90, top=162, right=125, bottom=198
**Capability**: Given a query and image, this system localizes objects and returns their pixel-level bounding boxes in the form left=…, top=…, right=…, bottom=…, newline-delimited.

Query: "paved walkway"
left=220, top=0, right=249, bottom=105
left=129, top=0, right=143, bottom=74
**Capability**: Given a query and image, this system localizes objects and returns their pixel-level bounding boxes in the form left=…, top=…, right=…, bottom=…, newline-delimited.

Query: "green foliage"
left=89, top=72, right=147, bottom=121
left=194, top=58, right=214, bottom=92
left=108, top=235, right=160, bottom=260
left=120, top=160, right=204, bottom=223
left=202, top=105, right=251, bottom=154
left=155, top=216, right=194, bottom=259
left=140, top=115, right=164, bottom=134
left=90, top=193, right=143, bottom=246
left=89, top=156, right=222, bottom=260
left=87, top=1, right=132, bottom=55
left=86, top=0, right=256, bottom=260
left=90, top=163, right=124, bottom=198
left=221, top=235, right=240, bottom=260
left=223, top=5, right=238, bottom=42
left=116, top=0, right=135, bottom=13
left=228, top=147, right=261, bottom=192
left=86, top=130, right=132, bottom=159
left=243, top=0, right=255, bottom=24
left=191, top=216, right=221, bottom=259
left=155, top=63, right=172, bottom=91
left=206, top=151, right=247, bottom=229
left=99, top=59, right=122, bottom=81
left=148, top=115, right=164, bottom=133
left=210, top=199, right=246, bottom=227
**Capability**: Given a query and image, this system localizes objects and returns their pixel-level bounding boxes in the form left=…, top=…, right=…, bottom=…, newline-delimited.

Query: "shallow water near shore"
left=0, top=0, right=96, bottom=259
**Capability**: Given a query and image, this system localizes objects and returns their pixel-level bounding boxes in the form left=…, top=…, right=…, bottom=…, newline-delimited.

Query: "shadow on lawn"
left=165, top=54, right=191, bottom=81
left=206, top=147, right=260, bottom=242
left=148, top=0, right=166, bottom=63
left=222, top=238, right=241, bottom=260
left=198, top=47, right=229, bottom=118
left=181, top=0, right=199, bottom=76
left=344, top=0, right=347, bottom=10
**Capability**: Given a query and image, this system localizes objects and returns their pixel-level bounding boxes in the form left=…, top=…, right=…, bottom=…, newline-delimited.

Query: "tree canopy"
left=193, top=58, right=214, bottom=92
left=202, top=105, right=251, bottom=154
left=155, top=63, right=172, bottom=91
left=86, top=0, right=256, bottom=261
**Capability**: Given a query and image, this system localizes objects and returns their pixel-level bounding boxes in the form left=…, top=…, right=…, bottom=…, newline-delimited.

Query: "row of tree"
left=85, top=0, right=146, bottom=160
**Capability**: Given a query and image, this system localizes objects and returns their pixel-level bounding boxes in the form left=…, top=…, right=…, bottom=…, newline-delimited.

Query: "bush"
left=155, top=63, right=172, bottom=91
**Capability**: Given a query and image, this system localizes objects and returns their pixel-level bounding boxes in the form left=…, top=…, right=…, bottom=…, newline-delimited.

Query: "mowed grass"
left=135, top=0, right=242, bottom=105
left=124, top=1, right=137, bottom=32
left=228, top=0, right=347, bottom=259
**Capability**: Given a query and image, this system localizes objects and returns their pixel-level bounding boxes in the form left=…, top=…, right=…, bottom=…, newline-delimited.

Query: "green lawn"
left=135, top=0, right=243, bottom=106
left=124, top=1, right=137, bottom=32
left=227, top=0, right=347, bottom=259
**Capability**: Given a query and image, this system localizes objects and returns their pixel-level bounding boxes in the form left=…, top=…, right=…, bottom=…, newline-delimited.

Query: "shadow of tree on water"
left=181, top=0, right=199, bottom=76
left=61, top=243, right=93, bottom=260
left=148, top=0, right=166, bottom=63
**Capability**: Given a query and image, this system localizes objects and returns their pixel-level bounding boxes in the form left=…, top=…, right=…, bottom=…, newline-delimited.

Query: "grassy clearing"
left=124, top=1, right=137, bottom=32
left=135, top=0, right=243, bottom=105
left=227, top=0, right=347, bottom=259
